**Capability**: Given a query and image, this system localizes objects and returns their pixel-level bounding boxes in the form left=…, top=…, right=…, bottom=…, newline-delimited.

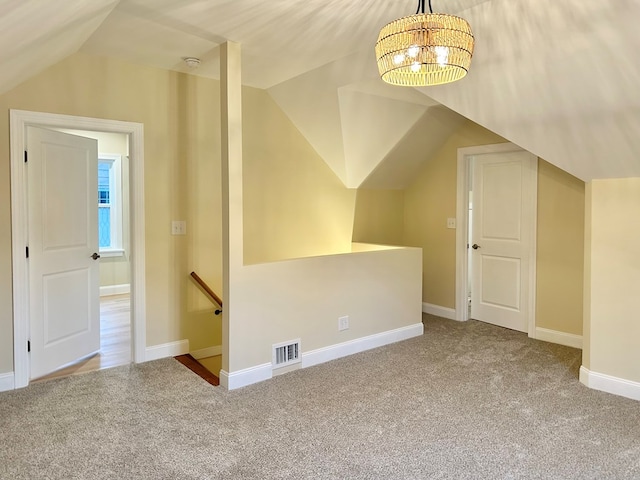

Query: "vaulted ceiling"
left=2, top=0, right=639, bottom=187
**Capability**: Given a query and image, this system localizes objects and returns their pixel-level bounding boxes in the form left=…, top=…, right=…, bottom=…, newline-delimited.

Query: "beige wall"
left=584, top=178, right=640, bottom=383
left=223, top=44, right=422, bottom=379
left=230, top=246, right=423, bottom=373
left=352, top=189, right=404, bottom=246
left=536, top=160, right=585, bottom=335
left=403, top=120, right=506, bottom=308
left=242, top=87, right=356, bottom=264
left=0, top=52, right=222, bottom=373
left=354, top=121, right=585, bottom=338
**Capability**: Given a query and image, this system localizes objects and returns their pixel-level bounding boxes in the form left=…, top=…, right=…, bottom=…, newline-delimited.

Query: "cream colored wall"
left=230, top=247, right=423, bottom=372
left=242, top=86, right=356, bottom=264
left=0, top=52, right=222, bottom=374
left=584, top=178, right=640, bottom=383
left=401, top=121, right=585, bottom=337
left=403, top=120, right=506, bottom=308
left=218, top=44, right=423, bottom=379
left=536, top=160, right=585, bottom=335
left=352, top=189, right=404, bottom=246
left=60, top=129, right=131, bottom=289
left=582, top=183, right=592, bottom=368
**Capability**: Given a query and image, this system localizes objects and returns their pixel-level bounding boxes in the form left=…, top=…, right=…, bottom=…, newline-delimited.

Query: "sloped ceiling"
left=0, top=0, right=119, bottom=94
left=3, top=0, right=639, bottom=186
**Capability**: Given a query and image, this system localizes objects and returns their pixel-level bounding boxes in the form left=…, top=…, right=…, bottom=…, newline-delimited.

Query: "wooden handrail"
left=190, top=271, right=223, bottom=315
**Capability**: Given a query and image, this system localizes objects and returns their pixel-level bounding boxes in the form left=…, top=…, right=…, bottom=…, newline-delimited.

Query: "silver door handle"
left=91, top=252, right=101, bottom=260
left=472, top=244, right=480, bottom=250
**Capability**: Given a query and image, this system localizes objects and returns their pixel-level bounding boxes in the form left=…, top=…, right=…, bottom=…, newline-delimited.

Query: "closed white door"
left=470, top=150, right=536, bottom=332
left=27, top=126, right=100, bottom=379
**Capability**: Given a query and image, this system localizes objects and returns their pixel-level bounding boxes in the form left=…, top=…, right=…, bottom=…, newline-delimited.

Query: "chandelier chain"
left=415, top=0, right=434, bottom=14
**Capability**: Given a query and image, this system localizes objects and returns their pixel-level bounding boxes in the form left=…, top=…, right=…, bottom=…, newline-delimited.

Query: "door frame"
left=454, top=142, right=537, bottom=337
left=10, top=109, right=146, bottom=388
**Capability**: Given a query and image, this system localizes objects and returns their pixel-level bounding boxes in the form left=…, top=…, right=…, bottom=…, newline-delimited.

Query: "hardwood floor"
left=33, top=294, right=131, bottom=382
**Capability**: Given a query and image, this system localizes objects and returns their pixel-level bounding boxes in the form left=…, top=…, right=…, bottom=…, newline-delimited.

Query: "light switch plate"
left=447, top=218, right=456, bottom=229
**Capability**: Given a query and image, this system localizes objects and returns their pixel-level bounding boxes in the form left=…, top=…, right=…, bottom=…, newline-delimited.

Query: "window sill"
left=99, top=248, right=125, bottom=258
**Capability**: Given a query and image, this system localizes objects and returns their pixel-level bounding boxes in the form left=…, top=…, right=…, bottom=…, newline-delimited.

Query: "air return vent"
left=272, top=339, right=301, bottom=369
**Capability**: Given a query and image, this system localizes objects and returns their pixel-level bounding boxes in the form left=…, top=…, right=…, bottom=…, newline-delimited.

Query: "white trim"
left=580, top=366, right=640, bottom=402
left=422, top=302, right=457, bottom=321
left=100, top=284, right=130, bottom=297
left=455, top=143, right=537, bottom=337
left=219, top=364, right=273, bottom=390
left=219, top=323, right=424, bottom=390
left=535, top=327, right=583, bottom=349
left=10, top=110, right=146, bottom=389
left=146, top=340, right=189, bottom=362
left=99, top=248, right=125, bottom=258
left=0, top=372, right=15, bottom=392
left=302, top=322, right=424, bottom=369
left=191, top=345, right=222, bottom=360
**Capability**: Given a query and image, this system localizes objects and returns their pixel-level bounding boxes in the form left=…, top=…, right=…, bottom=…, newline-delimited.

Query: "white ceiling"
left=2, top=0, right=639, bottom=186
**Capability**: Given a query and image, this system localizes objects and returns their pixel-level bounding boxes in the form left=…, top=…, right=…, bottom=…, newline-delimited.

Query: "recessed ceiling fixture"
left=375, top=0, right=474, bottom=86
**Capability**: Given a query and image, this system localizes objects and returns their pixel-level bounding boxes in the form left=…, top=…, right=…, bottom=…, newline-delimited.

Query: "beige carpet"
left=1, top=315, right=639, bottom=479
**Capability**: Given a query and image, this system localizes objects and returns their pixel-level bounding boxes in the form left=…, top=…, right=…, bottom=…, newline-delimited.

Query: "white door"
left=470, top=150, right=536, bottom=332
left=27, top=126, right=100, bottom=379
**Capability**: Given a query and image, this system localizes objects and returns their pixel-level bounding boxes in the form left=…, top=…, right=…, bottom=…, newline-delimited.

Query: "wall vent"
left=272, top=339, right=301, bottom=369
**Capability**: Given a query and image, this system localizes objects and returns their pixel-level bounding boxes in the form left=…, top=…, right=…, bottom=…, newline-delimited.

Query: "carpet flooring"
left=1, top=315, right=639, bottom=479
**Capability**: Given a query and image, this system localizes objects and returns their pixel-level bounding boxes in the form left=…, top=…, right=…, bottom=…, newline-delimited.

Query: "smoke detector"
left=183, top=57, right=201, bottom=69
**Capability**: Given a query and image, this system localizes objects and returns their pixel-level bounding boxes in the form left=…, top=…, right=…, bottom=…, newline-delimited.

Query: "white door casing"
left=455, top=143, right=537, bottom=337
left=470, top=151, right=535, bottom=332
left=10, top=110, right=146, bottom=389
left=27, top=127, right=100, bottom=379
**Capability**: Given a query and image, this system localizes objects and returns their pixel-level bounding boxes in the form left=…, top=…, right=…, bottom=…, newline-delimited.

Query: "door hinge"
left=26, top=246, right=29, bottom=258
left=27, top=340, right=30, bottom=352
left=24, top=150, right=27, bottom=163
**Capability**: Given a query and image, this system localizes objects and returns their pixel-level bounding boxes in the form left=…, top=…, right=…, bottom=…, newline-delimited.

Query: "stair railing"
left=190, top=271, right=223, bottom=315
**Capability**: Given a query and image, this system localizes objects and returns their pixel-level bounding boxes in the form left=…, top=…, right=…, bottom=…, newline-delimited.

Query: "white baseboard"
left=219, top=363, right=272, bottom=390
left=0, top=372, right=15, bottom=392
left=145, top=339, right=189, bottom=362
left=100, top=284, right=130, bottom=297
left=580, top=366, right=640, bottom=402
left=191, top=345, right=222, bottom=360
left=302, top=322, right=424, bottom=369
left=219, top=323, right=424, bottom=390
left=535, top=327, right=583, bottom=349
left=422, top=302, right=457, bottom=321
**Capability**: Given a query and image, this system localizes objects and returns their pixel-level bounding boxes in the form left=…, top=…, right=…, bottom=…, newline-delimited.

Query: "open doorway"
left=33, top=129, right=132, bottom=382
left=455, top=143, right=537, bottom=336
left=9, top=110, right=146, bottom=389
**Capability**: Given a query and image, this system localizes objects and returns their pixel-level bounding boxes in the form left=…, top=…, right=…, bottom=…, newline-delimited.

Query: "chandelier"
left=375, top=0, right=474, bottom=86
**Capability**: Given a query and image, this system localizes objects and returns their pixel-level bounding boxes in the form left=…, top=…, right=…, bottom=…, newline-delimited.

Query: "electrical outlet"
left=338, top=315, right=349, bottom=331
left=171, top=220, right=186, bottom=235
left=447, top=217, right=456, bottom=229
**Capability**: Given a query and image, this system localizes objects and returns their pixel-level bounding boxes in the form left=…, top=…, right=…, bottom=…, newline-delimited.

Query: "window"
left=98, top=154, right=124, bottom=257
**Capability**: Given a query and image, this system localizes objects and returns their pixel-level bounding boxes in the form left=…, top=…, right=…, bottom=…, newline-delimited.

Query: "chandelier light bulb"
left=435, top=46, right=449, bottom=67
left=393, top=53, right=406, bottom=65
left=407, top=45, right=420, bottom=58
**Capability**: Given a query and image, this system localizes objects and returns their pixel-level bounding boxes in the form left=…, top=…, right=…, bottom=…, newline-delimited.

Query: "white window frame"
left=98, top=153, right=124, bottom=257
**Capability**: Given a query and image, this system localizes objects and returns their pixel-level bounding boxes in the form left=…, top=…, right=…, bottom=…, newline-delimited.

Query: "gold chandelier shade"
left=376, top=13, right=474, bottom=86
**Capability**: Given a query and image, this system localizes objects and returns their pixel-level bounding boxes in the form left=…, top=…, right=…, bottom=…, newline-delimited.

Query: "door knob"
left=472, top=244, right=480, bottom=250
left=91, top=252, right=101, bottom=260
